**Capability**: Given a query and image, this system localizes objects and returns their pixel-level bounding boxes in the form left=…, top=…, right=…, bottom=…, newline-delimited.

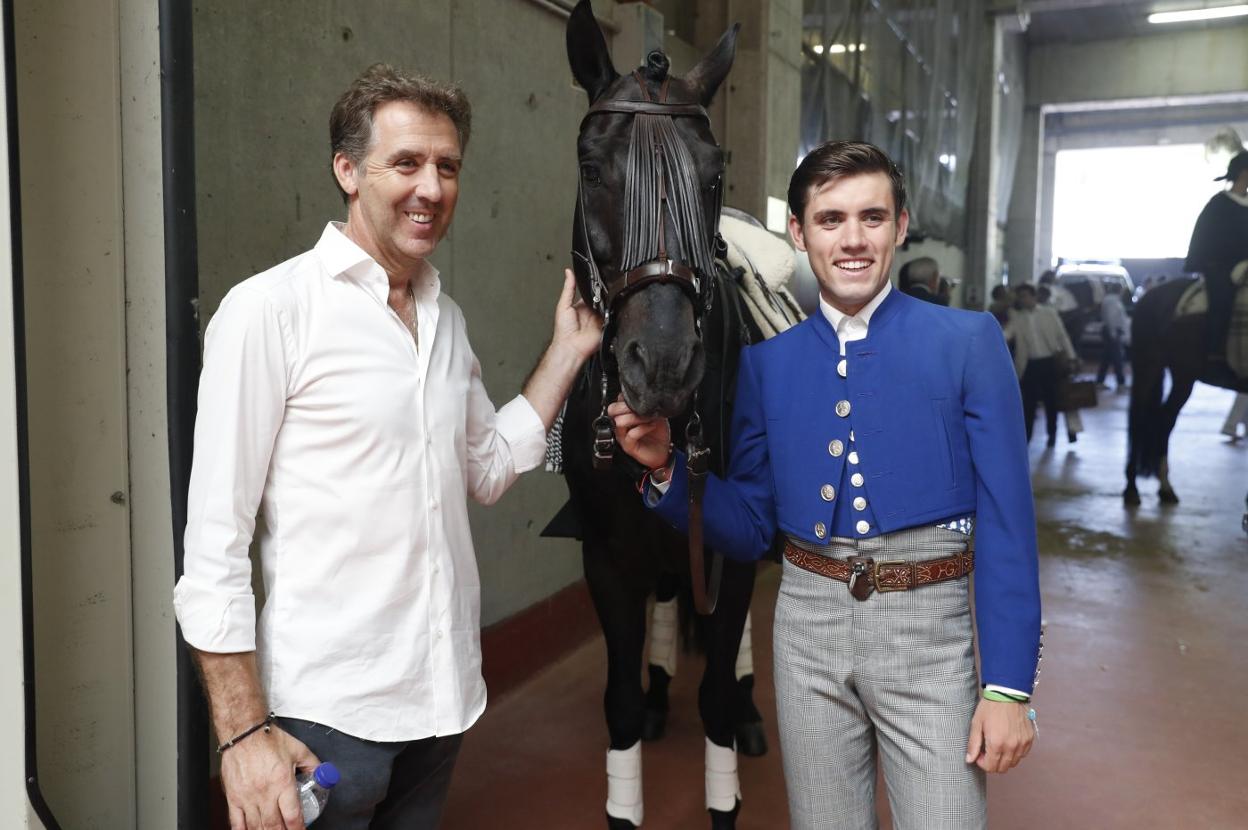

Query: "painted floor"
left=443, top=379, right=1248, bottom=829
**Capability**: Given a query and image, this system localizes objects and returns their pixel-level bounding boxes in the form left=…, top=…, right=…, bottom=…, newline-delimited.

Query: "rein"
left=573, top=70, right=725, bottom=615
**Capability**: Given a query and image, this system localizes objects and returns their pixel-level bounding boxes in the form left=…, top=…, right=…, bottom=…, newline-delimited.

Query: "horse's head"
left=567, top=0, right=737, bottom=418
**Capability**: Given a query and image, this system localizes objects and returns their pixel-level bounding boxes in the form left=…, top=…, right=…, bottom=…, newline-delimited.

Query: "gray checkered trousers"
left=775, top=525, right=986, bottom=829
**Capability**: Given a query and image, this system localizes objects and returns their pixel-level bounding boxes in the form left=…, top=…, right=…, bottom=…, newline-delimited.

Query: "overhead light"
left=825, top=42, right=866, bottom=54
left=1148, top=4, right=1248, bottom=24
left=813, top=43, right=825, bottom=54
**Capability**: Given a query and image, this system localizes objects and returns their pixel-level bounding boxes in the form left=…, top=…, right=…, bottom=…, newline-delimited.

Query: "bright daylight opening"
left=1052, top=143, right=1226, bottom=262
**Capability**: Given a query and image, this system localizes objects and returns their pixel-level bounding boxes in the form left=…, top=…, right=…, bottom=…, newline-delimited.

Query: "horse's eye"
left=581, top=163, right=602, bottom=186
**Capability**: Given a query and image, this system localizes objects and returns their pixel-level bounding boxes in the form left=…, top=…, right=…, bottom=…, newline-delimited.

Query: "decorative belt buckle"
left=872, top=559, right=915, bottom=592
left=846, top=556, right=875, bottom=601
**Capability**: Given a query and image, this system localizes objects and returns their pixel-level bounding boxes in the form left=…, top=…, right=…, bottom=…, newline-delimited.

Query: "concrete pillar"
left=696, top=0, right=802, bottom=225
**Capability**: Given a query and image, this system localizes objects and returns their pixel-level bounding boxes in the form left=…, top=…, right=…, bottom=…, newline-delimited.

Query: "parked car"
left=1055, top=263, right=1135, bottom=353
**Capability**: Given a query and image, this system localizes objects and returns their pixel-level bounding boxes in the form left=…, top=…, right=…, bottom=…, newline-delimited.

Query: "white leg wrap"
left=705, top=738, right=741, bottom=812
left=734, top=610, right=754, bottom=680
left=648, top=597, right=678, bottom=677
left=606, top=742, right=644, bottom=826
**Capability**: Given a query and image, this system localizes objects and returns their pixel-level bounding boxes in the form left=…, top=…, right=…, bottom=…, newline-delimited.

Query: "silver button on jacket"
left=820, top=484, right=836, bottom=501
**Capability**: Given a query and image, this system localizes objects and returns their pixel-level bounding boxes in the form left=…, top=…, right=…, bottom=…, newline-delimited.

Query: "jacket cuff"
left=497, top=394, right=548, bottom=473
left=173, top=576, right=257, bottom=652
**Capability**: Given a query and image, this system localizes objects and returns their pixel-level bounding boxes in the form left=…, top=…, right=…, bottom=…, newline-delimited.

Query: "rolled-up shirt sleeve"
left=464, top=343, right=547, bottom=505
left=173, top=287, right=290, bottom=653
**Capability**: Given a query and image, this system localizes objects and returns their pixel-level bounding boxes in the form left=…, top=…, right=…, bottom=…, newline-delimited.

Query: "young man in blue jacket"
left=610, top=141, right=1041, bottom=829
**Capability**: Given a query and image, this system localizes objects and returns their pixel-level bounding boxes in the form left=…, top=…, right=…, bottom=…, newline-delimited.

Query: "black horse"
left=555, top=3, right=786, bottom=828
left=1125, top=270, right=1248, bottom=505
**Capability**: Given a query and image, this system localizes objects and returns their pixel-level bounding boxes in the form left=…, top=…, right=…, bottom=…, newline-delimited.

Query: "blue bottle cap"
left=314, top=762, right=341, bottom=788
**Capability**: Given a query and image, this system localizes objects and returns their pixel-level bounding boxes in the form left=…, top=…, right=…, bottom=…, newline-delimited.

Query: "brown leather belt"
left=783, top=541, right=974, bottom=601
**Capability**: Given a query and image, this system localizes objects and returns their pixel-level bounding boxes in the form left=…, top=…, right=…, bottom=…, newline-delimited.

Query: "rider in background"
left=1184, top=150, right=1248, bottom=365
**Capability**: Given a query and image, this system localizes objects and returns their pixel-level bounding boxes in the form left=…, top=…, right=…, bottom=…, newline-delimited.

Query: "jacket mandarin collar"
left=809, top=283, right=905, bottom=354
left=314, top=222, right=442, bottom=305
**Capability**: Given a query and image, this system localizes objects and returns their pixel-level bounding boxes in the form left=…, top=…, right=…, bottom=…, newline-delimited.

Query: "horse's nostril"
left=624, top=340, right=653, bottom=379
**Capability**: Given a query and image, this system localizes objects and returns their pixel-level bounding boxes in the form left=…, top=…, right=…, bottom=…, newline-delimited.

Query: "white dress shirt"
left=1100, top=294, right=1128, bottom=339
left=818, top=280, right=891, bottom=355
left=173, top=223, right=546, bottom=741
left=1006, top=305, right=1077, bottom=377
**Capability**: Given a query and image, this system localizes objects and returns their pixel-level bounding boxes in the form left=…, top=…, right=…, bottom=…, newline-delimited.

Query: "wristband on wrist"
left=982, top=689, right=1030, bottom=704
left=217, top=712, right=276, bottom=754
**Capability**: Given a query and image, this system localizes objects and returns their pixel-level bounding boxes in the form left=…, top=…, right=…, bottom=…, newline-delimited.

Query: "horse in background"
left=1124, top=263, right=1248, bottom=505
left=553, top=2, right=800, bottom=827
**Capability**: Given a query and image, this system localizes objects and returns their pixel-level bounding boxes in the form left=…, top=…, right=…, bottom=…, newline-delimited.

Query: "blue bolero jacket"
left=650, top=288, right=1042, bottom=693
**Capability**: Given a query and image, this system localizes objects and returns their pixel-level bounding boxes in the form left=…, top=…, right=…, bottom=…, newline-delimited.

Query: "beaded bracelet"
left=217, top=712, right=276, bottom=754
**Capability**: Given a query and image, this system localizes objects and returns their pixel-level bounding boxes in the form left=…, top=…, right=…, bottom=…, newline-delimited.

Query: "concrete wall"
left=1006, top=22, right=1248, bottom=284
left=13, top=0, right=138, bottom=826
left=0, top=5, right=43, bottom=824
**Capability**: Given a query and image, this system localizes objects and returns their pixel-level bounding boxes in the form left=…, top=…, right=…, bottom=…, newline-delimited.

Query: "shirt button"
left=820, top=484, right=836, bottom=501
left=856, top=520, right=871, bottom=535
left=851, top=472, right=865, bottom=487
left=835, top=400, right=852, bottom=418
left=848, top=451, right=859, bottom=465
left=828, top=439, right=844, bottom=457
left=837, top=359, right=847, bottom=378
left=853, top=496, right=867, bottom=511
left=814, top=522, right=827, bottom=539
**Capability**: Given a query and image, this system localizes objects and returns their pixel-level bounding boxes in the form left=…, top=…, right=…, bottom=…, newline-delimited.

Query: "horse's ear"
left=567, top=0, right=619, bottom=103
left=685, top=23, right=739, bottom=106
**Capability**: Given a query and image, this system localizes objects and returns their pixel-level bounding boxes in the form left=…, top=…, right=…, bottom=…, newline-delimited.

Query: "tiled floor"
left=443, top=380, right=1248, bottom=829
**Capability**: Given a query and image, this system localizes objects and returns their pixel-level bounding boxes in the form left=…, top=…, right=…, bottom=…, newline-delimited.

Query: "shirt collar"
left=1223, top=189, right=1248, bottom=208
left=314, top=222, right=442, bottom=303
left=818, top=280, right=892, bottom=334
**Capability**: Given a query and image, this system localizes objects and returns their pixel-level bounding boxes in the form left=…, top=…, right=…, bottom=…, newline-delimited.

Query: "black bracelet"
left=216, top=712, right=276, bottom=754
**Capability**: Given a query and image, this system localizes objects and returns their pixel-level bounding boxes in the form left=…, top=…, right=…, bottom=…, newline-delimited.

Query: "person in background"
left=938, top=276, right=957, bottom=307
left=901, top=256, right=943, bottom=305
left=1185, top=150, right=1248, bottom=365
left=1097, top=280, right=1129, bottom=392
left=1037, top=283, right=1085, bottom=443
left=1223, top=393, right=1248, bottom=443
left=1007, top=283, right=1079, bottom=448
left=989, top=284, right=1013, bottom=329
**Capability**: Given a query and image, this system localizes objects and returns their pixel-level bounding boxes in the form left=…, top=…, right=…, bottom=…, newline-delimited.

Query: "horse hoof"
left=641, top=706, right=668, bottom=742
left=708, top=798, right=741, bottom=829
left=1159, top=489, right=1180, bottom=505
left=734, top=720, right=768, bottom=757
left=607, top=815, right=638, bottom=830
left=1123, top=487, right=1141, bottom=507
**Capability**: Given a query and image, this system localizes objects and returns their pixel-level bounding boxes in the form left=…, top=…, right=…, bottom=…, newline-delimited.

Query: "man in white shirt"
left=1006, top=283, right=1078, bottom=447
left=1097, top=281, right=1129, bottom=391
left=172, top=64, right=601, bottom=830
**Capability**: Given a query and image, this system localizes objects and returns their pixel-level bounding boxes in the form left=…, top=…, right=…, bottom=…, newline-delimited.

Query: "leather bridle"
left=572, top=70, right=725, bottom=615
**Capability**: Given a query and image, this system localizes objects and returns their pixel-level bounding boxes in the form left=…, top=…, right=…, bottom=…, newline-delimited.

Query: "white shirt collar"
left=819, top=280, right=892, bottom=335
left=315, top=222, right=442, bottom=304
left=1223, top=189, right=1248, bottom=208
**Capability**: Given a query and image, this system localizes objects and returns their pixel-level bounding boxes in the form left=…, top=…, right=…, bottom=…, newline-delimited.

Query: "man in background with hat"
left=1185, top=150, right=1248, bottom=364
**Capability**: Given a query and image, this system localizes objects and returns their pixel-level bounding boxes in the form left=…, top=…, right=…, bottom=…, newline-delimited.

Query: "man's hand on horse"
left=608, top=396, right=673, bottom=470
left=551, top=268, right=603, bottom=361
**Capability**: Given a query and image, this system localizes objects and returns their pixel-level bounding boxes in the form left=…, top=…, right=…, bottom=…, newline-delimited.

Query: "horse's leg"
left=642, top=572, right=680, bottom=741
left=731, top=610, right=768, bottom=758
left=1124, top=354, right=1166, bottom=506
left=1157, top=375, right=1196, bottom=504
left=698, top=556, right=756, bottom=829
left=584, top=541, right=650, bottom=829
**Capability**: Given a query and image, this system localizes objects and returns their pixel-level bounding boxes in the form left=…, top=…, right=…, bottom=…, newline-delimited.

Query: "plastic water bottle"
left=296, top=762, right=340, bottom=824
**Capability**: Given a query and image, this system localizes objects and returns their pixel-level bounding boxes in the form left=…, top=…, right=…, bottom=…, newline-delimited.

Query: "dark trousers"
left=276, top=717, right=463, bottom=830
left=1021, top=356, right=1059, bottom=443
left=1097, top=333, right=1126, bottom=386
